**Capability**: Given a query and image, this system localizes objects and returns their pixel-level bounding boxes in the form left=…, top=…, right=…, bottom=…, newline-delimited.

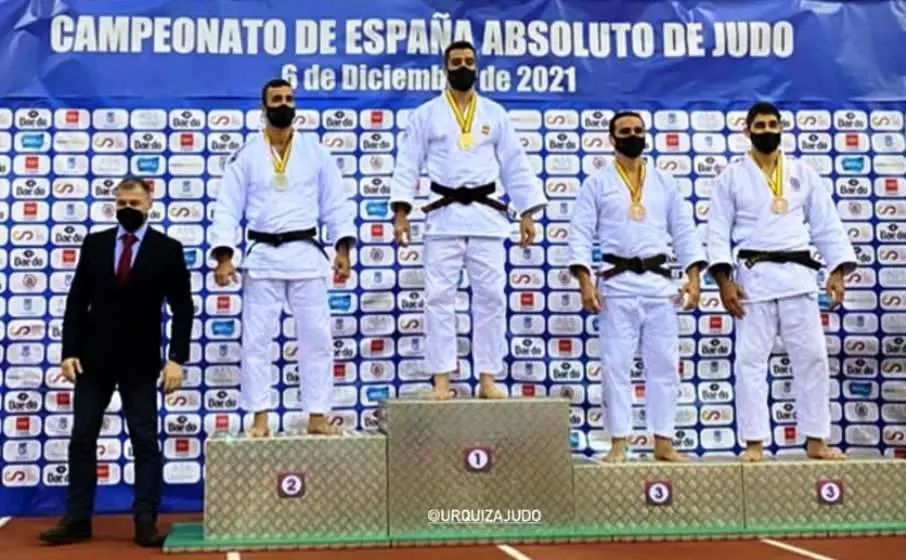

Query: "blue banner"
left=2, top=0, right=906, bottom=518
left=2, top=0, right=906, bottom=101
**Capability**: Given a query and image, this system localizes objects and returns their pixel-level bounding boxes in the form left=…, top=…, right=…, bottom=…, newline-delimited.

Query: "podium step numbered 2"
left=202, top=432, right=387, bottom=545
left=163, top=397, right=906, bottom=552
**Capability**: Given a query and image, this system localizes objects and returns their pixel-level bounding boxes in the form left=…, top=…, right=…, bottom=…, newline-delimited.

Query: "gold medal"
left=771, top=197, right=788, bottom=214
left=615, top=161, right=646, bottom=222
left=264, top=130, right=293, bottom=189
left=445, top=90, right=477, bottom=152
left=629, top=203, right=646, bottom=221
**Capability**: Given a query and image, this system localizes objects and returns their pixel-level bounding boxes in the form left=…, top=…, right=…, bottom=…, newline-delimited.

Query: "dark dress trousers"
left=60, top=225, right=193, bottom=523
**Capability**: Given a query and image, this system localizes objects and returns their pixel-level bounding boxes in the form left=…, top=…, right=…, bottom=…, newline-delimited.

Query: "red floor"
left=1, top=514, right=904, bottom=559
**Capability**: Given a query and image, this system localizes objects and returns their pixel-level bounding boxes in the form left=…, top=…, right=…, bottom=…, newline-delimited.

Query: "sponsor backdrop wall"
left=1, top=0, right=906, bottom=517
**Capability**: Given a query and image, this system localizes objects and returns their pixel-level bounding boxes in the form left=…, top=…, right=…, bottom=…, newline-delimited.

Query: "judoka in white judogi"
left=210, top=78, right=356, bottom=437
left=568, top=111, right=707, bottom=462
left=389, top=41, right=548, bottom=399
left=706, top=102, right=856, bottom=462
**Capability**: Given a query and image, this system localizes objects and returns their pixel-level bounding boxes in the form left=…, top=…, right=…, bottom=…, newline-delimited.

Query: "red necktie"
left=116, top=233, right=136, bottom=284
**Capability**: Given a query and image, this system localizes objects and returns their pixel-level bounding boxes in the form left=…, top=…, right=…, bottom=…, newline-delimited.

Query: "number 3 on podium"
left=645, top=479, right=673, bottom=506
left=816, top=479, right=844, bottom=505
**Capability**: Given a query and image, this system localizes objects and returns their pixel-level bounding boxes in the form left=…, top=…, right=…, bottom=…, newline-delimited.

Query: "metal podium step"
left=742, top=457, right=906, bottom=536
left=572, top=456, right=745, bottom=540
left=379, top=397, right=575, bottom=543
left=202, top=432, right=387, bottom=544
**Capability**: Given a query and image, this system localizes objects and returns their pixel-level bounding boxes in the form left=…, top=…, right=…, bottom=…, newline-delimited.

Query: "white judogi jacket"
left=705, top=153, right=857, bottom=303
left=389, top=92, right=548, bottom=238
left=209, top=131, right=357, bottom=279
left=567, top=161, right=707, bottom=298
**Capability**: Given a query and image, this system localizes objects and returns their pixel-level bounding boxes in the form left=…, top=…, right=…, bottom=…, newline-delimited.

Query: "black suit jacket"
left=62, top=226, right=194, bottom=379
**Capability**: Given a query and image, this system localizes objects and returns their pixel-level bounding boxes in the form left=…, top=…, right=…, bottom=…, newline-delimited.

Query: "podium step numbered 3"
left=164, top=398, right=906, bottom=552
left=742, top=458, right=906, bottom=531
left=573, top=457, right=746, bottom=537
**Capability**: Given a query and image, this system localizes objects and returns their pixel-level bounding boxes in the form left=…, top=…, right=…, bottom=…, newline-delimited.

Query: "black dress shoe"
left=38, top=518, right=92, bottom=545
left=134, top=521, right=166, bottom=548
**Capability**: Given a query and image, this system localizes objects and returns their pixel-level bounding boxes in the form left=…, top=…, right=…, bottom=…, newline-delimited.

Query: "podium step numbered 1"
left=381, top=397, right=575, bottom=541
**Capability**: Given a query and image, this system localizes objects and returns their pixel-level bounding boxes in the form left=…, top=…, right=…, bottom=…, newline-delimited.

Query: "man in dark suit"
left=39, top=177, right=194, bottom=548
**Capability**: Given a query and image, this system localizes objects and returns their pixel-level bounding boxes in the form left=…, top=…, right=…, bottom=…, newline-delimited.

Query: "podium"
left=742, top=457, right=906, bottom=535
left=202, top=432, right=387, bottom=544
left=381, top=397, right=574, bottom=543
left=163, top=397, right=906, bottom=553
left=573, top=457, right=745, bottom=539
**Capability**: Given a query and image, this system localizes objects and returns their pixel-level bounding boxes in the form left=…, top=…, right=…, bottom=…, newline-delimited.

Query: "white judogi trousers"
left=735, top=292, right=831, bottom=442
left=597, top=294, right=679, bottom=439
left=240, top=275, right=333, bottom=414
left=424, top=236, right=506, bottom=375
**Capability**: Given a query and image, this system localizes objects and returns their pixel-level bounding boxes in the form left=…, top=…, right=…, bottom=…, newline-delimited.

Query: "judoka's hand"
left=333, top=251, right=351, bottom=282
left=519, top=214, right=535, bottom=248
left=678, top=277, right=701, bottom=311
left=580, top=284, right=603, bottom=314
left=826, top=270, right=846, bottom=310
left=159, top=361, right=183, bottom=394
left=394, top=212, right=411, bottom=246
left=717, top=280, right=747, bottom=319
left=214, top=260, right=239, bottom=286
left=60, top=357, right=82, bottom=383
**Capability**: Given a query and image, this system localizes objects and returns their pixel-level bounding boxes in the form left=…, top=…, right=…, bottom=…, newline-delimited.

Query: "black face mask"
left=447, top=67, right=476, bottom=92
left=614, top=135, right=646, bottom=159
left=266, top=104, right=295, bottom=129
left=750, top=132, right=781, bottom=154
left=117, top=207, right=146, bottom=233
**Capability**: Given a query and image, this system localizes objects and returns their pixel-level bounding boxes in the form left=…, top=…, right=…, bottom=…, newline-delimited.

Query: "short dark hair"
left=114, top=176, right=152, bottom=195
left=746, top=101, right=781, bottom=128
left=609, top=111, right=644, bottom=136
left=261, top=78, right=292, bottom=105
left=444, top=40, right=476, bottom=65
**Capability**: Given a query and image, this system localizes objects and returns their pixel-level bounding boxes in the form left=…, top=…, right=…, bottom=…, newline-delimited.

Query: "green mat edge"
left=162, top=521, right=906, bottom=552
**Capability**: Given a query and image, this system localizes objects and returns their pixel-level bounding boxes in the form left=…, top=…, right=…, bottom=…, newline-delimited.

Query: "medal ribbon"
left=615, top=162, right=645, bottom=205
left=265, top=131, right=293, bottom=175
left=444, top=90, right=476, bottom=135
left=764, top=156, right=783, bottom=199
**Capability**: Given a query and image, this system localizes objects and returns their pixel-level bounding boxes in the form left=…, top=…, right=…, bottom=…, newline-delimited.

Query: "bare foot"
left=307, top=423, right=343, bottom=436
left=807, top=440, right=846, bottom=461
left=248, top=425, right=270, bottom=438
left=654, top=449, right=690, bottom=462
left=602, top=439, right=627, bottom=463
left=308, top=416, right=344, bottom=436
left=741, top=447, right=763, bottom=463
left=428, top=388, right=454, bottom=400
left=653, top=437, right=688, bottom=462
left=429, top=373, right=453, bottom=400
left=478, top=384, right=506, bottom=399
left=602, top=448, right=626, bottom=463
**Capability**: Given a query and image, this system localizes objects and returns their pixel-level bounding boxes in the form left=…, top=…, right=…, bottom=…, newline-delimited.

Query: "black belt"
left=737, top=249, right=821, bottom=271
left=597, top=254, right=672, bottom=280
left=248, top=228, right=328, bottom=260
left=421, top=182, right=508, bottom=214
